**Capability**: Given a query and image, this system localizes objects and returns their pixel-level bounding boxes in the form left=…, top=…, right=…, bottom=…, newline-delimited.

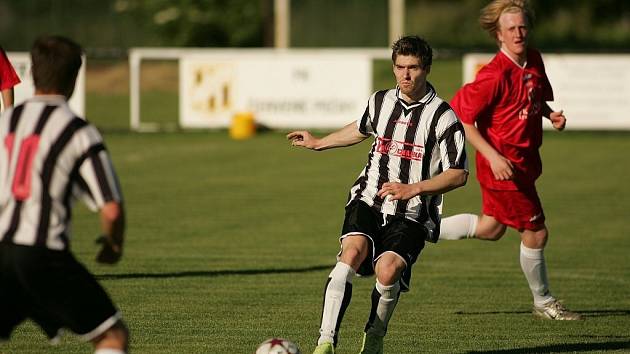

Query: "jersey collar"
left=500, top=48, right=528, bottom=69
left=396, top=82, right=436, bottom=110
left=29, top=94, right=68, bottom=103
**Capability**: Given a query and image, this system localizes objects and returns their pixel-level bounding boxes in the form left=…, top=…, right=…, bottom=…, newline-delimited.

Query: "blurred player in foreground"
left=439, top=0, right=580, bottom=320
left=0, top=46, right=21, bottom=111
left=288, top=35, right=468, bottom=354
left=0, top=36, right=129, bottom=353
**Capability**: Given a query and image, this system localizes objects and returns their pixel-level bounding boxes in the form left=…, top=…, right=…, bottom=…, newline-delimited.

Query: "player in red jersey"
left=439, top=0, right=581, bottom=320
left=0, top=46, right=21, bottom=111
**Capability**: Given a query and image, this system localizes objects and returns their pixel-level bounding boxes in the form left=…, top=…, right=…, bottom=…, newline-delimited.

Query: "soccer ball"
left=255, top=338, right=301, bottom=354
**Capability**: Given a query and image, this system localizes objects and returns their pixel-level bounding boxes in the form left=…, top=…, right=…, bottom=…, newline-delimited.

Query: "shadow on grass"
left=455, top=309, right=630, bottom=318
left=96, top=264, right=332, bottom=280
left=466, top=340, right=630, bottom=353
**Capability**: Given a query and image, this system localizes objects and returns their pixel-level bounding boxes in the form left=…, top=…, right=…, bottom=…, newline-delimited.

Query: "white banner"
left=180, top=52, right=372, bottom=129
left=7, top=53, right=85, bottom=116
left=463, top=53, right=630, bottom=130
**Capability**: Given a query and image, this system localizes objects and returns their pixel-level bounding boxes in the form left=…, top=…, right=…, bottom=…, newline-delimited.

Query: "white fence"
left=129, top=48, right=391, bottom=131
left=129, top=49, right=630, bottom=131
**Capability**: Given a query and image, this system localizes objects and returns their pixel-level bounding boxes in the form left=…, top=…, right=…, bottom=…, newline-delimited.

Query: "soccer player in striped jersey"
left=0, top=36, right=129, bottom=353
left=439, top=0, right=581, bottom=321
left=288, top=36, right=468, bottom=354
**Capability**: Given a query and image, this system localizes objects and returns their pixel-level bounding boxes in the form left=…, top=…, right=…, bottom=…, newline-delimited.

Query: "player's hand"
left=286, top=131, right=320, bottom=150
left=95, top=235, right=122, bottom=265
left=378, top=182, right=419, bottom=201
left=549, top=110, right=566, bottom=131
left=488, top=153, right=514, bottom=181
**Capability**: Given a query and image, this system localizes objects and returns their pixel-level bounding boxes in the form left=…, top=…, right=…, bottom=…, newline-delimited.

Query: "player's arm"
left=286, top=122, right=369, bottom=151
left=542, top=103, right=566, bottom=131
left=463, top=122, right=514, bottom=181
left=378, top=168, right=468, bottom=201
left=96, top=201, right=125, bottom=264
left=75, top=125, right=126, bottom=264
left=1, top=88, right=14, bottom=110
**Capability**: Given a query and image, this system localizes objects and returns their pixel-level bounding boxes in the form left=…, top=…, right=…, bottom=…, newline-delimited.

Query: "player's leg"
left=366, top=252, right=405, bottom=335
left=316, top=234, right=368, bottom=349
left=521, top=227, right=581, bottom=320
left=514, top=186, right=581, bottom=320
left=315, top=201, right=380, bottom=353
left=440, top=213, right=507, bottom=240
left=358, top=252, right=405, bottom=354
left=520, top=226, right=552, bottom=306
left=512, top=186, right=552, bottom=308
left=0, top=244, right=28, bottom=342
left=92, top=320, right=129, bottom=354
left=439, top=213, right=478, bottom=239
left=360, top=218, right=425, bottom=354
left=14, top=246, right=131, bottom=349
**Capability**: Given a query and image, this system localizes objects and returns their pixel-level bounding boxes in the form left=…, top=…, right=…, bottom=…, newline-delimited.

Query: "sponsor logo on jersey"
left=376, top=137, right=424, bottom=161
left=393, top=119, right=414, bottom=127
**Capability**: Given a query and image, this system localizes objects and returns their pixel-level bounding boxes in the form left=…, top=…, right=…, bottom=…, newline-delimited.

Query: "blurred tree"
left=291, top=0, right=388, bottom=47
left=405, top=0, right=630, bottom=52
left=0, top=0, right=627, bottom=55
left=119, top=0, right=268, bottom=47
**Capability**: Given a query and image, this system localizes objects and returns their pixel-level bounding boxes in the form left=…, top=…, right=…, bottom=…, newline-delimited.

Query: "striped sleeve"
left=437, top=110, right=467, bottom=170
left=357, top=94, right=374, bottom=135
left=75, top=125, right=123, bottom=209
left=357, top=90, right=388, bottom=136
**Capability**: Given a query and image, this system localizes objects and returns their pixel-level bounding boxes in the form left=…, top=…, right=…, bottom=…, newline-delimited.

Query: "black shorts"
left=340, top=200, right=426, bottom=291
left=0, top=243, right=120, bottom=342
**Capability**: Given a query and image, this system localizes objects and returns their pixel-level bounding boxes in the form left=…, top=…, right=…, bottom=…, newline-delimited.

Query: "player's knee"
left=532, top=228, right=549, bottom=247
left=375, top=255, right=405, bottom=285
left=339, top=246, right=365, bottom=267
left=340, top=236, right=369, bottom=266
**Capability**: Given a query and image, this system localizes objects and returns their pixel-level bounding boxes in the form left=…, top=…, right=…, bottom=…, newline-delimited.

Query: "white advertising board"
left=180, top=52, right=372, bottom=129
left=463, top=53, right=630, bottom=130
left=6, top=53, right=85, bottom=116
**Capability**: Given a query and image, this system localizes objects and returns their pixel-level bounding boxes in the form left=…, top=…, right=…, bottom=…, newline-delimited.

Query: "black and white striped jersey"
left=0, top=95, right=122, bottom=250
left=350, top=84, right=467, bottom=242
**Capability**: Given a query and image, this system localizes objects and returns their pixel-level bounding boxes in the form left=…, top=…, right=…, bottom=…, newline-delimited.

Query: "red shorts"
left=481, top=185, right=545, bottom=231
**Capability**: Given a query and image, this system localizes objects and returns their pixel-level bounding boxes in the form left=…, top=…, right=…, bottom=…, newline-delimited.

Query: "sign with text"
left=463, top=53, right=630, bottom=130
left=180, top=52, right=372, bottom=129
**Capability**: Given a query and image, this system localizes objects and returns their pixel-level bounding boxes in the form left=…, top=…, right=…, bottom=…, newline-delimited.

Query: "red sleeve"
left=0, top=48, right=21, bottom=90
left=450, top=66, right=500, bottom=125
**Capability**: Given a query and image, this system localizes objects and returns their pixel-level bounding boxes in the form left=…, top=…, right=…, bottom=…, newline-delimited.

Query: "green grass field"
left=1, top=129, right=629, bottom=354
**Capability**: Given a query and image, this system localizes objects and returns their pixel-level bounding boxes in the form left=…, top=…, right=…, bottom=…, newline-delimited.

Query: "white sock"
left=318, top=262, right=355, bottom=345
left=439, top=214, right=478, bottom=240
left=94, top=349, right=125, bottom=354
left=365, top=280, right=400, bottom=337
left=520, top=242, right=554, bottom=307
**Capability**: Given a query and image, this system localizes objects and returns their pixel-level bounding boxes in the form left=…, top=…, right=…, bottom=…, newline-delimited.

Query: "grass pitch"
left=1, top=130, right=629, bottom=353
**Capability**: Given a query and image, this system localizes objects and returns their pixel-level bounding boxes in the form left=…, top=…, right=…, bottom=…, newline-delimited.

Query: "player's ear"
left=424, top=65, right=431, bottom=74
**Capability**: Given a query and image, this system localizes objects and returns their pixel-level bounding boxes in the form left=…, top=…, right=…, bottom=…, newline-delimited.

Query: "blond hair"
left=479, top=0, right=535, bottom=41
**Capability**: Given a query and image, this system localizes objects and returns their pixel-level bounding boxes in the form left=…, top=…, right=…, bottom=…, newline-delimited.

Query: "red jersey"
left=0, top=48, right=20, bottom=91
left=451, top=48, right=553, bottom=190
